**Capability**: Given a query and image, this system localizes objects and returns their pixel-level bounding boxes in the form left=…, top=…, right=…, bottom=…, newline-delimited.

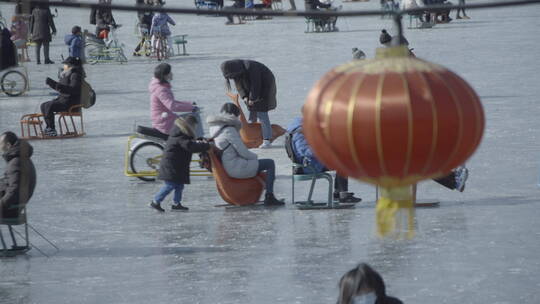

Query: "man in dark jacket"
left=220, top=59, right=277, bottom=148
left=0, top=132, right=36, bottom=220
left=40, top=56, right=83, bottom=136
left=134, top=0, right=153, bottom=56
left=90, top=0, right=117, bottom=36
left=30, top=4, right=56, bottom=64
left=150, top=115, right=210, bottom=212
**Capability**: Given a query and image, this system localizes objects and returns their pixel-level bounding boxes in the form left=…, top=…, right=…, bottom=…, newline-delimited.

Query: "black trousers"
left=321, top=166, right=348, bottom=193
left=334, top=175, right=348, bottom=193
left=434, top=171, right=456, bottom=190
left=40, top=99, right=69, bottom=130
left=34, top=40, right=50, bottom=63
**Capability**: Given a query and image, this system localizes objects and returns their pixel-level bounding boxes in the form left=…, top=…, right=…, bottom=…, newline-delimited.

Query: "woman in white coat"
left=207, top=103, right=284, bottom=206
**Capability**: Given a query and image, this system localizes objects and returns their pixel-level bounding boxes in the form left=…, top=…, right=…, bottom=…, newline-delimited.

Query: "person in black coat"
left=40, top=56, right=83, bottom=136
left=337, top=263, right=403, bottom=304
left=134, top=0, right=154, bottom=56
left=220, top=59, right=277, bottom=148
left=150, top=115, right=210, bottom=212
left=90, top=0, right=117, bottom=36
left=29, top=3, right=56, bottom=64
left=0, top=132, right=36, bottom=221
left=0, top=27, right=17, bottom=70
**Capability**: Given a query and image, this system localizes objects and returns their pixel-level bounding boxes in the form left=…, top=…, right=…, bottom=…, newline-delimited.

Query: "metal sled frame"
left=291, top=163, right=355, bottom=210
left=19, top=105, right=85, bottom=140
left=0, top=205, right=59, bottom=258
left=124, top=133, right=212, bottom=180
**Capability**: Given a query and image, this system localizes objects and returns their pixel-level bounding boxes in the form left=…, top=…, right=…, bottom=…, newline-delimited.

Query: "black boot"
left=264, top=193, right=285, bottom=206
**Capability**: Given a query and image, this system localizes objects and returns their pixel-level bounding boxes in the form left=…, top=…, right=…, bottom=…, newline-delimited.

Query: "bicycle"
left=133, top=25, right=152, bottom=57
left=152, top=33, right=171, bottom=61
left=1, top=67, right=29, bottom=97
left=124, top=109, right=210, bottom=181
left=85, top=25, right=128, bottom=64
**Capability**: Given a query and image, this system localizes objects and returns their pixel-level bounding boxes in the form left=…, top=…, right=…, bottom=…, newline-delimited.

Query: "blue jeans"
left=154, top=181, right=185, bottom=204
left=258, top=159, right=275, bottom=193
left=249, top=111, right=272, bottom=140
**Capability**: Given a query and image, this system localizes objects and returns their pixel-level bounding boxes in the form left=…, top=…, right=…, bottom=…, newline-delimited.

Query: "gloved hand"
left=46, top=77, right=57, bottom=88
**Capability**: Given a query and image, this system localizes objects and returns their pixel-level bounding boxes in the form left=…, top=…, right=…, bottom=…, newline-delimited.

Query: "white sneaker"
left=259, top=140, right=272, bottom=149
left=454, top=166, right=469, bottom=192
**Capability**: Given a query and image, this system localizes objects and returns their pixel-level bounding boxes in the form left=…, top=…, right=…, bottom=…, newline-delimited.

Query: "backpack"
left=80, top=80, right=96, bottom=109
left=285, top=127, right=305, bottom=174
left=284, top=127, right=301, bottom=163
left=198, top=126, right=231, bottom=172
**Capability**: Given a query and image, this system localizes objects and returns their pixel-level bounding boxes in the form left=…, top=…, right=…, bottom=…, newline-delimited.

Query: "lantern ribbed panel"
left=303, top=54, right=484, bottom=187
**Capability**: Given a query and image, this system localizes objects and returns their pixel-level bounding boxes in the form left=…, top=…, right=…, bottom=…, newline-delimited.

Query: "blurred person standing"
left=30, top=2, right=56, bottom=64
left=90, top=0, right=117, bottom=37
left=220, top=59, right=278, bottom=148
left=0, top=132, right=36, bottom=221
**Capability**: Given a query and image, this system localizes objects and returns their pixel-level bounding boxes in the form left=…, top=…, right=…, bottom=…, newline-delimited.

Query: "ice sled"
left=209, top=148, right=266, bottom=206
left=226, top=92, right=286, bottom=148
left=19, top=105, right=85, bottom=139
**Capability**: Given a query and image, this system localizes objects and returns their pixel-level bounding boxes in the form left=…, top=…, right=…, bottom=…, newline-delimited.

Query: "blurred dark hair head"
left=337, top=263, right=387, bottom=304
left=380, top=29, right=392, bottom=45
left=1, top=131, right=18, bottom=146
left=72, top=25, right=82, bottom=35
left=154, top=63, right=172, bottom=83
left=220, top=103, right=240, bottom=117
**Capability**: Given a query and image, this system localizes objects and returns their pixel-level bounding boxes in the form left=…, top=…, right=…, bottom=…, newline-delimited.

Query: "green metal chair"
left=0, top=205, right=58, bottom=257
left=291, top=160, right=354, bottom=210
left=0, top=205, right=29, bottom=256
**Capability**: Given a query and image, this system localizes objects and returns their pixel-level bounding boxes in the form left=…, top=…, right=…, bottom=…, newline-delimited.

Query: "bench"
left=194, top=0, right=219, bottom=9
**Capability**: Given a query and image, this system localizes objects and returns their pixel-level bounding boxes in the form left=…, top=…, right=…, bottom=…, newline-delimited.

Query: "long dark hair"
left=337, top=263, right=387, bottom=304
left=154, top=63, right=171, bottom=84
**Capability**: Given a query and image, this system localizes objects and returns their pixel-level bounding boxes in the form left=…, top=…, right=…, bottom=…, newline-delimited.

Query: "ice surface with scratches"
left=1, top=0, right=540, bottom=303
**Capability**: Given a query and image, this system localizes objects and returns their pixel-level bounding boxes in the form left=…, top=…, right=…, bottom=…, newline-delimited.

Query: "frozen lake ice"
left=1, top=0, right=540, bottom=303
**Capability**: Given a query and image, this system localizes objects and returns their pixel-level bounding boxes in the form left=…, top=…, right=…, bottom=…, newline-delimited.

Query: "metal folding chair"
left=0, top=205, right=59, bottom=257
left=291, top=160, right=354, bottom=210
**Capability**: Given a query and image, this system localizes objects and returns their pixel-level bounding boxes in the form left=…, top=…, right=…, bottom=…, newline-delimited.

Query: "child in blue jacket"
left=64, top=26, right=83, bottom=58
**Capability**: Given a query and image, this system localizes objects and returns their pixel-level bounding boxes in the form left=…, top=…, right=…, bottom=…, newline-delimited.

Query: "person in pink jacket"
left=10, top=15, right=30, bottom=62
left=149, top=63, right=198, bottom=136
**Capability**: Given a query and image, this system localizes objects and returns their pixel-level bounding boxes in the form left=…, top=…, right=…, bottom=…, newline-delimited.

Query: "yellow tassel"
left=376, top=185, right=415, bottom=239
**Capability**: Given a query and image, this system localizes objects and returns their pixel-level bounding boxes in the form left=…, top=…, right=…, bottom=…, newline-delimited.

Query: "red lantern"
left=303, top=46, right=484, bottom=188
left=303, top=46, right=485, bottom=238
